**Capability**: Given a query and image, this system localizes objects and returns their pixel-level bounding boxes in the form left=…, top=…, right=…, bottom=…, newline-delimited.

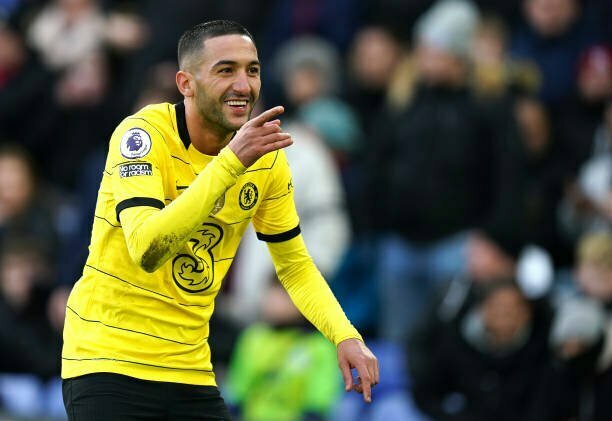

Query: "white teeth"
left=226, top=100, right=247, bottom=106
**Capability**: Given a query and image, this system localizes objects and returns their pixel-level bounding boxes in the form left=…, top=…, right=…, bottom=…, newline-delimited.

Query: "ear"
left=176, top=70, right=194, bottom=97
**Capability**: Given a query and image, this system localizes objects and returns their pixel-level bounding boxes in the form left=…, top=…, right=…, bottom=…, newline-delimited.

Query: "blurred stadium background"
left=0, top=0, right=612, bottom=419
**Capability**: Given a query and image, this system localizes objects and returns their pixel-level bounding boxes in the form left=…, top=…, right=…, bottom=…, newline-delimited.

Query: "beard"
left=193, top=83, right=256, bottom=134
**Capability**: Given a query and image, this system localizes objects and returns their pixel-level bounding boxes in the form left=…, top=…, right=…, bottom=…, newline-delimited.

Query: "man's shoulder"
left=109, top=103, right=176, bottom=161
left=122, top=102, right=175, bottom=132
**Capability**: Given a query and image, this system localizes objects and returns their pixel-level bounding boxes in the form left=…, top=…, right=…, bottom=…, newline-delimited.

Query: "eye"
left=218, top=67, right=232, bottom=74
left=248, top=66, right=260, bottom=75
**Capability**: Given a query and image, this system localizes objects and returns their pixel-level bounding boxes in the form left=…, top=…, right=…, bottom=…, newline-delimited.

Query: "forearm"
left=267, top=235, right=362, bottom=345
left=120, top=147, right=245, bottom=272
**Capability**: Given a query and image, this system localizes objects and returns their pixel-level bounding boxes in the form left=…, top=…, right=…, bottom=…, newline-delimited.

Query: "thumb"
left=339, top=359, right=353, bottom=392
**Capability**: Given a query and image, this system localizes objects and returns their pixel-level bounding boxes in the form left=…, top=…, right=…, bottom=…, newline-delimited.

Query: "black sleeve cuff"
left=116, top=197, right=165, bottom=222
left=256, top=225, right=301, bottom=243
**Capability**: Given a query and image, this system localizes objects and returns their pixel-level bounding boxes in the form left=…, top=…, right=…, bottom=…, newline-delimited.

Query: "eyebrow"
left=212, top=60, right=261, bottom=68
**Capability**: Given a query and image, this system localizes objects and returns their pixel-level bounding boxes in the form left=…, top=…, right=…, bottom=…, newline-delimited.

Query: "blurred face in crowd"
left=578, top=47, right=612, bottom=102
left=186, top=34, right=260, bottom=134
left=0, top=26, right=25, bottom=75
left=0, top=251, right=38, bottom=310
left=525, top=0, right=579, bottom=38
left=415, top=44, right=466, bottom=87
left=514, top=97, right=550, bottom=157
left=262, top=283, right=302, bottom=325
left=577, top=262, right=612, bottom=303
left=482, top=286, right=532, bottom=347
left=0, top=153, right=34, bottom=220
left=284, top=64, right=323, bottom=106
left=471, top=24, right=506, bottom=65
left=349, top=26, right=402, bottom=90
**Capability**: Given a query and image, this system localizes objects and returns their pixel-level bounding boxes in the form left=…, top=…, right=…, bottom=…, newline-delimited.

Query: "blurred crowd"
left=0, top=0, right=611, bottom=419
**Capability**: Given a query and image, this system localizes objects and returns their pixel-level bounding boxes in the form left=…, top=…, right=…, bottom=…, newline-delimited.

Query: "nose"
left=232, top=71, right=250, bottom=95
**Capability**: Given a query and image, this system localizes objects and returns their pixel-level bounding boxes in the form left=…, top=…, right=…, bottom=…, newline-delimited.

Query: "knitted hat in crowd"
left=414, top=0, right=480, bottom=58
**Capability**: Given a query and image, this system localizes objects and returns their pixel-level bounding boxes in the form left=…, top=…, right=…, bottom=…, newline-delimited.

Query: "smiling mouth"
left=225, top=99, right=248, bottom=108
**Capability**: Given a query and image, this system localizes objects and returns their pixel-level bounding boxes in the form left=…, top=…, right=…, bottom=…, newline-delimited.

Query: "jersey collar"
left=174, top=102, right=191, bottom=150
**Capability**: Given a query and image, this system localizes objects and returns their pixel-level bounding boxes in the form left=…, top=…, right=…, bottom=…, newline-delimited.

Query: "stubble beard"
left=195, top=88, right=253, bottom=137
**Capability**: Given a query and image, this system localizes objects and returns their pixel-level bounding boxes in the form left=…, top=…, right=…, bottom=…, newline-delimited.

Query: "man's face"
left=577, top=262, right=612, bottom=303
left=482, top=287, right=531, bottom=347
left=525, top=0, right=578, bottom=38
left=190, top=34, right=261, bottom=133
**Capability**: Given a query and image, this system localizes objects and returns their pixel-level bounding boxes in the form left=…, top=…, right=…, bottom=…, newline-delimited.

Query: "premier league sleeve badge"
left=120, top=128, right=152, bottom=159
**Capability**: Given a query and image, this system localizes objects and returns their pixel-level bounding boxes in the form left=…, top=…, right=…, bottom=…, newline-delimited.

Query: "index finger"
left=356, top=364, right=373, bottom=403
left=248, top=106, right=285, bottom=126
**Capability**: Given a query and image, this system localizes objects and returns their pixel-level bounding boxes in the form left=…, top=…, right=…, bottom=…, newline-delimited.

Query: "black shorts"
left=62, top=372, right=231, bottom=420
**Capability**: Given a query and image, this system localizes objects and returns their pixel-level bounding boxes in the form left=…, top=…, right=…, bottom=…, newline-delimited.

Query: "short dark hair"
left=177, top=20, right=254, bottom=70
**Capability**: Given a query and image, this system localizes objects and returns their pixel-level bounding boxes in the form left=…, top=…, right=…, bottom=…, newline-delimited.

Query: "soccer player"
left=61, top=20, right=378, bottom=420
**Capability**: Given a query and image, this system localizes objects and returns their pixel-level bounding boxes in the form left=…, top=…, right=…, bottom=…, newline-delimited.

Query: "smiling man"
left=60, top=20, right=378, bottom=420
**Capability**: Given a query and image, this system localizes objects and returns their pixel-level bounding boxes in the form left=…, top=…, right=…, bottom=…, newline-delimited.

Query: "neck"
left=184, top=99, right=234, bottom=155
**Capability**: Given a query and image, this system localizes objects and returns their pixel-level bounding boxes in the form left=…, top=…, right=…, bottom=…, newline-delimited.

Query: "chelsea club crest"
left=239, top=182, right=258, bottom=210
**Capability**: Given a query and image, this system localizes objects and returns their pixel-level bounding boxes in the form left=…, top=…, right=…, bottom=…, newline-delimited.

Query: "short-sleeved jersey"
left=62, top=103, right=301, bottom=386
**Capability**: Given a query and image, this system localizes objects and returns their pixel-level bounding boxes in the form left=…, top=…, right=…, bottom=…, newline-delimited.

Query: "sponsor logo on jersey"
left=118, top=162, right=153, bottom=178
left=239, top=182, right=258, bottom=210
left=210, top=194, right=225, bottom=216
left=120, top=128, right=152, bottom=159
left=172, top=223, right=223, bottom=293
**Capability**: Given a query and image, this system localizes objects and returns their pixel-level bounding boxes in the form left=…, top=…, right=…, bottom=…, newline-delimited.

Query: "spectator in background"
left=258, top=0, right=362, bottom=104
left=0, top=239, right=62, bottom=379
left=225, top=282, right=341, bottom=421
left=273, top=35, right=362, bottom=160
left=470, top=14, right=540, bottom=100
left=0, top=20, right=25, bottom=87
left=556, top=45, right=612, bottom=178
left=344, top=25, right=403, bottom=136
left=0, top=21, right=55, bottom=161
left=510, top=0, right=600, bottom=106
left=364, top=0, right=524, bottom=342
left=0, top=238, right=68, bottom=418
left=559, top=99, right=612, bottom=243
left=408, top=278, right=553, bottom=421
left=27, top=0, right=106, bottom=71
left=342, top=25, right=404, bottom=231
left=534, top=231, right=612, bottom=420
left=513, top=96, right=566, bottom=263
left=14, top=0, right=148, bottom=188
left=0, top=145, right=58, bottom=261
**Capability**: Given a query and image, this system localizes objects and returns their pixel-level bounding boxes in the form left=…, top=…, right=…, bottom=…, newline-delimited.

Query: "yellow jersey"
left=62, top=102, right=361, bottom=386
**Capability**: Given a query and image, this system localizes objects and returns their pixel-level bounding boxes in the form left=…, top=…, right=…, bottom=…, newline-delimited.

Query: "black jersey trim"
left=256, top=225, right=301, bottom=243
left=86, top=264, right=174, bottom=299
left=62, top=357, right=213, bottom=373
left=84, top=264, right=213, bottom=309
left=94, top=215, right=121, bottom=228
left=66, top=305, right=201, bottom=346
left=245, top=150, right=279, bottom=173
left=174, top=102, right=191, bottom=150
left=226, top=216, right=252, bottom=225
left=263, top=190, right=292, bottom=201
left=125, top=117, right=167, bottom=145
left=116, top=197, right=164, bottom=222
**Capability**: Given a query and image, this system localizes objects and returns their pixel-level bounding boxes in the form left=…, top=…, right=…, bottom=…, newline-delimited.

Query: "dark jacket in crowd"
left=364, top=84, right=524, bottom=253
left=407, top=277, right=553, bottom=421
left=0, top=288, right=62, bottom=379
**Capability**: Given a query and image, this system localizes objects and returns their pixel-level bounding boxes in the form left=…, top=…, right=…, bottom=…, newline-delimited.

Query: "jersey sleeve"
left=107, top=118, right=167, bottom=220
left=107, top=118, right=247, bottom=272
left=266, top=234, right=362, bottom=346
left=252, top=150, right=301, bottom=242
